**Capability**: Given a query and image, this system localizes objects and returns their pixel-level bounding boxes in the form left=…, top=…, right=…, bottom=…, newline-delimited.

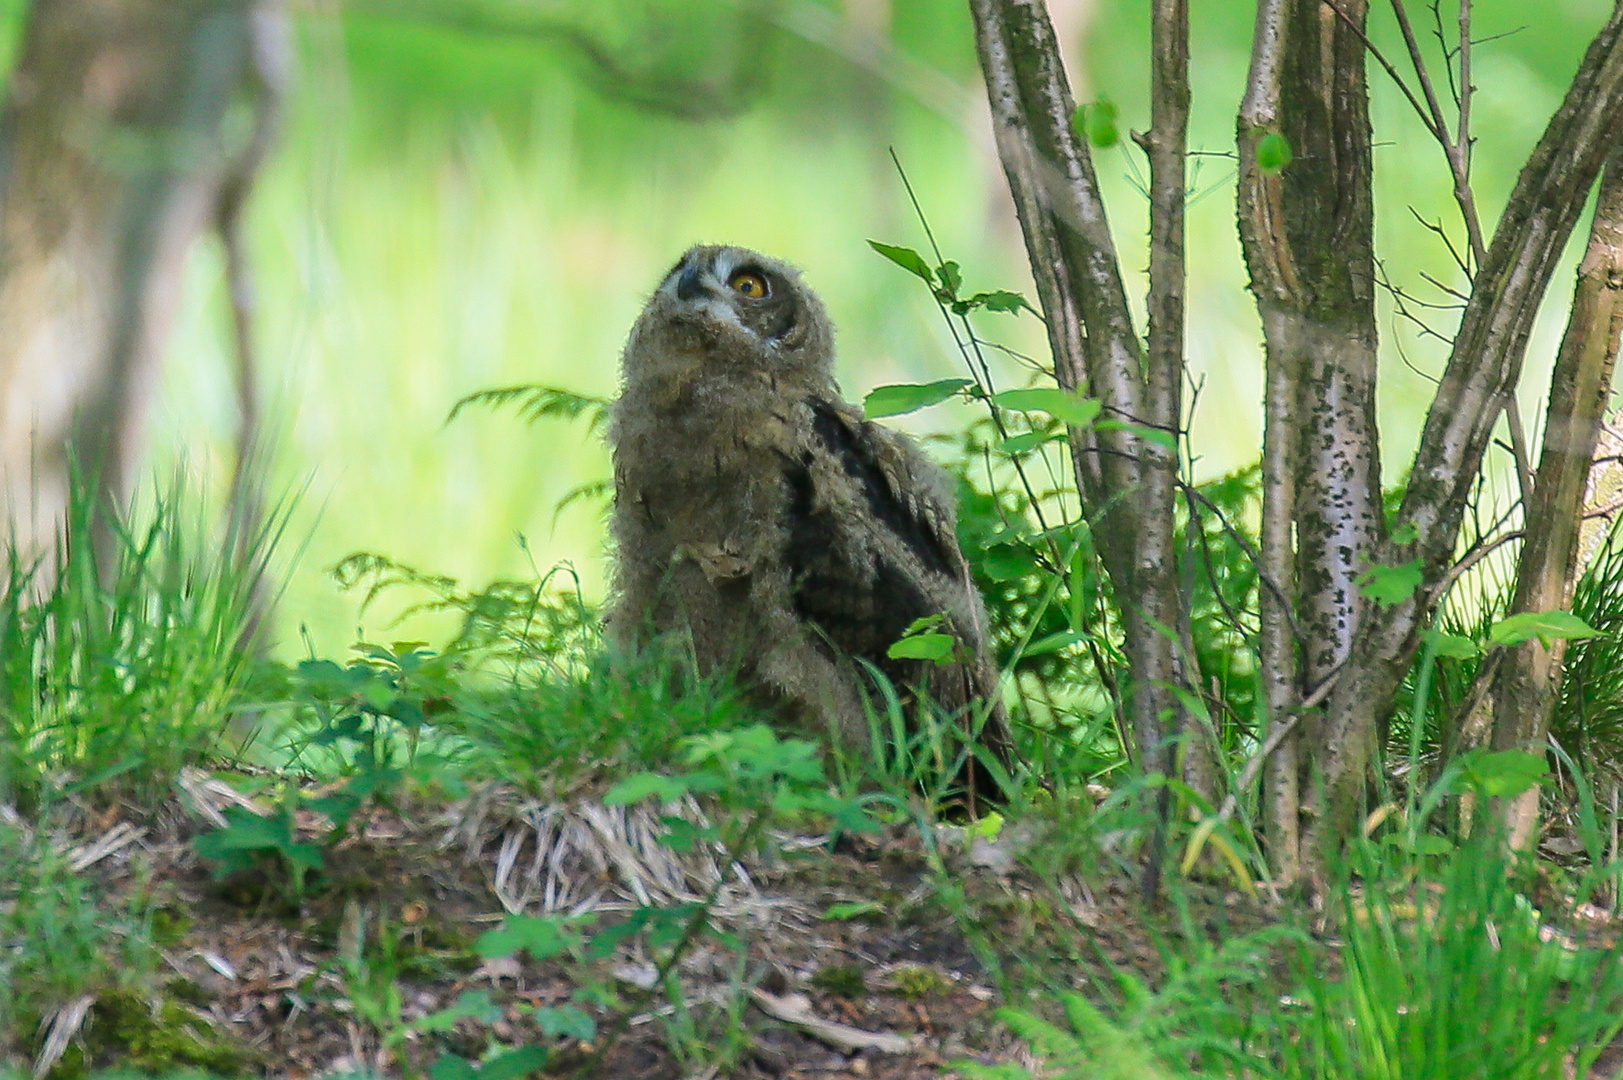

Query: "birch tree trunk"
left=970, top=0, right=1623, bottom=889
left=1235, top=0, right=1383, bottom=886
left=969, top=0, right=1190, bottom=892
left=1302, top=4, right=1623, bottom=877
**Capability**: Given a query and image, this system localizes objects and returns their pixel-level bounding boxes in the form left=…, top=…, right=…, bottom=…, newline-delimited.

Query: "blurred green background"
left=111, top=0, right=1615, bottom=656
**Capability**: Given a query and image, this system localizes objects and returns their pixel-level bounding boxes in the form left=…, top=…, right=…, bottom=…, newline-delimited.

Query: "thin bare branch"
left=1417, top=269, right=1472, bottom=303
left=1215, top=658, right=1349, bottom=828
left=1323, top=1, right=1443, bottom=140
left=1409, top=208, right=1472, bottom=276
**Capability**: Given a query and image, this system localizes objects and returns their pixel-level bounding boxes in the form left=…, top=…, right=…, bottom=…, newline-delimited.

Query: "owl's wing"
left=786, top=397, right=1014, bottom=805
left=786, top=396, right=998, bottom=664
left=803, top=398, right=966, bottom=581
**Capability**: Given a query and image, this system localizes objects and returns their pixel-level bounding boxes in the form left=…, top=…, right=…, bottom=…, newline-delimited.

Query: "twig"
left=1435, top=528, right=1524, bottom=598
left=1214, top=660, right=1349, bottom=825
left=1387, top=0, right=1537, bottom=502
left=1322, top=1, right=1442, bottom=140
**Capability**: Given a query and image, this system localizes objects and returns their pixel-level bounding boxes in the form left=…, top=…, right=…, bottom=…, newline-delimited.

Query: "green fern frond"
left=445, top=384, right=612, bottom=431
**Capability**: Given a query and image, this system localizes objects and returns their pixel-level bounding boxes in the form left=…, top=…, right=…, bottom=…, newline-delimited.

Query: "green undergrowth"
left=959, top=827, right=1623, bottom=1080
left=7, top=441, right=1623, bottom=1077
left=0, top=474, right=283, bottom=814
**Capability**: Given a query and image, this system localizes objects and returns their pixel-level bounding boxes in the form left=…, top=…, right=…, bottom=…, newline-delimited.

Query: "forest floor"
left=49, top=777, right=1274, bottom=1080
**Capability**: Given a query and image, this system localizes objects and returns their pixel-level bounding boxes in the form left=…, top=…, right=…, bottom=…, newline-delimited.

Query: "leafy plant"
left=1284, top=832, right=1623, bottom=1080
left=193, top=798, right=326, bottom=902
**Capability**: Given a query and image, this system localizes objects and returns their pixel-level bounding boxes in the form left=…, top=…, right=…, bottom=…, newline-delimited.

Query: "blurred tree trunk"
left=0, top=0, right=288, bottom=567
left=1489, top=150, right=1623, bottom=851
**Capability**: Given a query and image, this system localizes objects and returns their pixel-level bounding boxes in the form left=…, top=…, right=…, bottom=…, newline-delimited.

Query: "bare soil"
left=45, top=789, right=1277, bottom=1080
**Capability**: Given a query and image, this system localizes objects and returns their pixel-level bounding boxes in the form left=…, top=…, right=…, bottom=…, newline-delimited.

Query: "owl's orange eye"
left=729, top=271, right=769, bottom=299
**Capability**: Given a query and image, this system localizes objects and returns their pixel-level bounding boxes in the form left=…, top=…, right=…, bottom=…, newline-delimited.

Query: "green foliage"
left=443, top=638, right=756, bottom=791
left=1254, top=130, right=1292, bottom=173
left=266, top=553, right=745, bottom=791
left=1457, top=748, right=1548, bottom=798
left=326, top=552, right=596, bottom=672
left=199, top=638, right=465, bottom=901
left=1487, top=609, right=1602, bottom=648
left=955, top=914, right=1300, bottom=1080
left=1357, top=558, right=1424, bottom=606
left=989, top=388, right=1102, bottom=427
left=1553, top=531, right=1623, bottom=781
left=965, top=830, right=1623, bottom=1080
left=444, top=384, right=611, bottom=433
left=867, top=239, right=935, bottom=282
left=1075, top=97, right=1120, bottom=148
left=862, top=378, right=974, bottom=418
left=0, top=471, right=279, bottom=813
left=1283, top=834, right=1623, bottom=1080
left=887, top=614, right=961, bottom=664
left=193, top=800, right=326, bottom=901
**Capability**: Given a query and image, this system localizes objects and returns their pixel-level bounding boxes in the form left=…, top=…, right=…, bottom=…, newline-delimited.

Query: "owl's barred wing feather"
left=784, top=397, right=1014, bottom=801
left=782, top=411, right=937, bottom=660
left=806, top=400, right=963, bottom=581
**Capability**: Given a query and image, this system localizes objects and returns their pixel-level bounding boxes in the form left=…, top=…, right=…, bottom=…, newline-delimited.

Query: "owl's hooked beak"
left=675, top=261, right=704, bottom=302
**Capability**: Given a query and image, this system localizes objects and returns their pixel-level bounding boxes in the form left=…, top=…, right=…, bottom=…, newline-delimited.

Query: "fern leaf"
left=446, top=384, right=612, bottom=431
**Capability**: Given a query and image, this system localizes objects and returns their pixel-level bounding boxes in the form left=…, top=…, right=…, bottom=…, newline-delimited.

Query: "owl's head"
left=621, top=245, right=834, bottom=389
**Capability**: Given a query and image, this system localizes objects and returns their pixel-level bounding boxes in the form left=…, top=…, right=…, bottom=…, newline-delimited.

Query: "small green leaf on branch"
left=863, top=379, right=974, bottom=418
left=1459, top=748, right=1550, bottom=798
left=1420, top=628, right=1479, bottom=659
left=1075, top=97, right=1120, bottom=148
left=1357, top=559, right=1423, bottom=606
left=990, top=388, right=1102, bottom=427
left=1487, top=610, right=1603, bottom=649
left=1256, top=131, right=1293, bottom=173
left=867, top=240, right=935, bottom=282
left=888, top=633, right=958, bottom=663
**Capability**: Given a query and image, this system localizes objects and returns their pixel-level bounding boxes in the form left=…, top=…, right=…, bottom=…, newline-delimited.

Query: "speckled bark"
left=1309, top=4, right=1623, bottom=872
left=1236, top=0, right=1382, bottom=886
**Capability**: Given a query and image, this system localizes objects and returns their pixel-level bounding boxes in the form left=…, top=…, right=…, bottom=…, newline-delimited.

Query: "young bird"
left=607, top=244, right=1012, bottom=801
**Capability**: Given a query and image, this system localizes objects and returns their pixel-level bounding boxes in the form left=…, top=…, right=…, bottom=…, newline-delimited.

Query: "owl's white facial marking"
left=658, top=249, right=750, bottom=336
left=626, top=244, right=832, bottom=393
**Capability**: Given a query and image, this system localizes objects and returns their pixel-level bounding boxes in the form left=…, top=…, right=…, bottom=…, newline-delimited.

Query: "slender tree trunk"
left=1489, top=150, right=1623, bottom=850
left=1235, top=0, right=1383, bottom=886
left=972, top=0, right=1623, bottom=886
left=0, top=0, right=284, bottom=567
left=968, top=0, right=1188, bottom=891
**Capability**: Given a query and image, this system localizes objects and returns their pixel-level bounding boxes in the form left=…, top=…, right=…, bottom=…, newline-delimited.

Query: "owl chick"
left=607, top=244, right=1013, bottom=801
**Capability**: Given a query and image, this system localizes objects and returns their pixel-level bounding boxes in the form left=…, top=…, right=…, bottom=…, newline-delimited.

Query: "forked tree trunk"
left=1303, top=5, right=1623, bottom=877
left=1489, top=151, right=1623, bottom=850
left=0, top=0, right=285, bottom=568
left=968, top=0, right=1189, bottom=892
